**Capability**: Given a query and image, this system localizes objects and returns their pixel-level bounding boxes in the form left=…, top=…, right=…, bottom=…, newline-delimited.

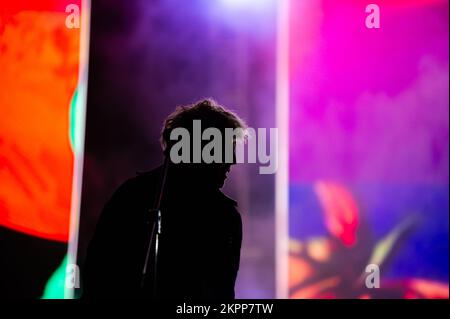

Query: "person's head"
left=161, top=98, right=247, bottom=188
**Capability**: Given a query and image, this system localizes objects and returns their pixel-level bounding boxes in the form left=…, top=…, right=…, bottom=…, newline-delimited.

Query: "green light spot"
left=69, top=89, right=79, bottom=153
left=41, top=255, right=68, bottom=299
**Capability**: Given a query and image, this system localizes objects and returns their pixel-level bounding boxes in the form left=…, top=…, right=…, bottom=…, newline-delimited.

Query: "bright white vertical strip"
left=66, top=0, right=91, bottom=299
left=275, top=0, right=290, bottom=299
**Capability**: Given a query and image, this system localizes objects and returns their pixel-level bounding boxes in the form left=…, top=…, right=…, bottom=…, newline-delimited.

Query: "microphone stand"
left=140, top=156, right=170, bottom=298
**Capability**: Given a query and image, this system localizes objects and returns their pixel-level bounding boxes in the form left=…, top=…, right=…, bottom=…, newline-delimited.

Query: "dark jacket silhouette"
left=82, top=164, right=242, bottom=299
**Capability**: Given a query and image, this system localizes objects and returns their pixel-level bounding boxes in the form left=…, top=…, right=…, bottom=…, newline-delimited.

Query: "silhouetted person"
left=82, top=99, right=246, bottom=299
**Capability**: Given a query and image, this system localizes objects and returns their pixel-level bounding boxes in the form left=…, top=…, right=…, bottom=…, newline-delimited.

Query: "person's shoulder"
left=111, top=165, right=163, bottom=200
left=134, top=166, right=164, bottom=184
left=216, top=191, right=240, bottom=213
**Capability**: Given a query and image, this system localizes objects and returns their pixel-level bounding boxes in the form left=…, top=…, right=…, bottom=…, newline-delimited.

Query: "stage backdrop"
left=0, top=0, right=89, bottom=298
left=288, top=0, right=449, bottom=298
